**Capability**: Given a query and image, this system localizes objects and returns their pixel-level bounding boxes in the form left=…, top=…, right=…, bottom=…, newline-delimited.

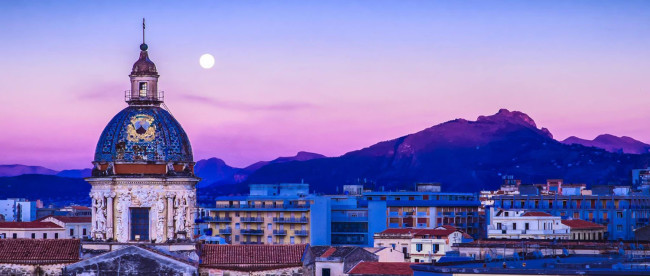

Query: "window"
left=55, top=233, right=58, bottom=239
left=139, top=82, right=147, bottom=97
left=267, top=223, right=272, bottom=231
left=130, top=208, right=150, bottom=241
left=83, top=228, right=87, bottom=236
left=267, top=236, right=272, bottom=244
left=235, top=223, right=240, bottom=230
left=512, top=223, right=517, bottom=230
left=573, top=212, right=580, bottom=219
left=12, top=233, right=17, bottom=239
left=322, top=268, right=331, bottom=276
left=525, top=223, right=529, bottom=230
left=70, top=229, right=74, bottom=236
left=617, top=212, right=623, bottom=218
left=416, top=244, right=423, bottom=252
left=290, top=236, right=295, bottom=244
left=390, top=243, right=396, bottom=249
left=43, top=233, right=47, bottom=239
left=496, top=223, right=502, bottom=230
left=31, top=233, right=35, bottom=239
left=235, top=235, right=240, bottom=242
left=617, top=225, right=623, bottom=231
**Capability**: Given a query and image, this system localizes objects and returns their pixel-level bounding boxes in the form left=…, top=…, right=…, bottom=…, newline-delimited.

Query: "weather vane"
left=140, top=18, right=148, bottom=51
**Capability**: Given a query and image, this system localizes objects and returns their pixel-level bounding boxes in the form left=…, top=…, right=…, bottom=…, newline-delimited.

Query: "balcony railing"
left=215, top=203, right=311, bottom=209
left=219, top=228, right=232, bottom=235
left=241, top=217, right=264, bottom=222
left=124, top=90, right=164, bottom=103
left=202, top=217, right=232, bottom=222
left=240, top=229, right=264, bottom=235
left=273, top=217, right=308, bottom=224
left=273, top=230, right=287, bottom=236
left=294, top=230, right=309, bottom=236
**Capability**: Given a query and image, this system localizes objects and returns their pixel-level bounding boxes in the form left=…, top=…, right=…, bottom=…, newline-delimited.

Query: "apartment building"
left=491, top=182, right=650, bottom=240
left=200, top=183, right=325, bottom=245
left=374, top=226, right=473, bottom=262
left=362, top=185, right=482, bottom=238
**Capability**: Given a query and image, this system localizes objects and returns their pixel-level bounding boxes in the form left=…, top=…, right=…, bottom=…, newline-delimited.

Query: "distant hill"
left=562, top=134, right=650, bottom=154
left=247, top=109, right=650, bottom=193
left=0, top=165, right=58, bottom=177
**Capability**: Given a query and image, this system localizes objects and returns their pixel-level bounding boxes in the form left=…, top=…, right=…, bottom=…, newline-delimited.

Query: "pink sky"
left=1, top=1, right=649, bottom=170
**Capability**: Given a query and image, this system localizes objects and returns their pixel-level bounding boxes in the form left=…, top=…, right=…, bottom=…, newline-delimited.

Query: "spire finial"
left=140, top=18, right=148, bottom=51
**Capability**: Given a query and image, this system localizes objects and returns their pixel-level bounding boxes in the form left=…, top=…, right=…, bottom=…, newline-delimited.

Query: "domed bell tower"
left=86, top=19, right=200, bottom=244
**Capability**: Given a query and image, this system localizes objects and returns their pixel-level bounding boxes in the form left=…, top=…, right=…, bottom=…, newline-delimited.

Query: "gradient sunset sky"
left=1, top=1, right=649, bottom=170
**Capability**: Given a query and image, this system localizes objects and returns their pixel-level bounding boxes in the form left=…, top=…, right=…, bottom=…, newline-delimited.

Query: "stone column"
left=90, top=194, right=96, bottom=236
left=166, top=193, right=175, bottom=240
left=106, top=192, right=116, bottom=239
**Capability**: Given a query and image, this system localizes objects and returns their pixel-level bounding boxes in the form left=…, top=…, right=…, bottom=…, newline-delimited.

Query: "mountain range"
left=562, top=134, right=650, bottom=154
left=1, top=109, right=649, bottom=204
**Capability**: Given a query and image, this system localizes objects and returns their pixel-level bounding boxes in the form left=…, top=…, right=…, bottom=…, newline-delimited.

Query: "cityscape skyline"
left=1, top=1, right=649, bottom=170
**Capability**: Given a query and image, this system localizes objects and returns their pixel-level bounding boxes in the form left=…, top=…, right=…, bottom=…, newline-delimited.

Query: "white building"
left=0, top=221, right=65, bottom=239
left=488, top=210, right=570, bottom=240
left=36, top=216, right=92, bottom=239
left=0, top=198, right=37, bottom=222
left=374, top=226, right=473, bottom=263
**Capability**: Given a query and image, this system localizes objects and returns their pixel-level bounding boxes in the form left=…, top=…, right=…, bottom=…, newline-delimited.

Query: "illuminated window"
left=139, top=82, right=147, bottom=97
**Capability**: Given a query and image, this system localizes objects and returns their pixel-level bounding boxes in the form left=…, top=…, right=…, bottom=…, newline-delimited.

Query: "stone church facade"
left=86, top=32, right=199, bottom=244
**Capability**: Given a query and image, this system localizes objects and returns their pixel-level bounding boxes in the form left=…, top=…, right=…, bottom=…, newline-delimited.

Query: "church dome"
left=131, top=49, right=158, bottom=76
left=94, top=106, right=193, bottom=164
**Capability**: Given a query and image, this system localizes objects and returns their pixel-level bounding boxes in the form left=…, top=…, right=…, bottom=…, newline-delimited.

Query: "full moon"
left=199, top=54, right=215, bottom=69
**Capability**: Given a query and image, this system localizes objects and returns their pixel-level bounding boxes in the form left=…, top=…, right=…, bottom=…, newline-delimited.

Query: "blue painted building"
left=490, top=186, right=650, bottom=240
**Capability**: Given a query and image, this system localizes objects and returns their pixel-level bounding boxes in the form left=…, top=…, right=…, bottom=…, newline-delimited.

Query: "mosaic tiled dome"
left=94, top=106, right=193, bottom=163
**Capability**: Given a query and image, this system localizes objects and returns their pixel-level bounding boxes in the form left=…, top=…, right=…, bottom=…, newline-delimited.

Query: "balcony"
left=294, top=230, right=309, bottom=236
left=416, top=212, right=427, bottom=216
left=404, top=211, right=415, bottom=216
left=241, top=217, right=264, bottom=222
left=331, top=214, right=368, bottom=222
left=218, top=228, right=232, bottom=235
left=389, top=212, right=400, bottom=217
left=124, top=90, right=164, bottom=103
left=273, top=230, right=287, bottom=236
left=214, top=203, right=311, bottom=209
left=240, top=229, right=264, bottom=235
left=202, top=217, right=232, bottom=223
left=273, top=217, right=308, bottom=224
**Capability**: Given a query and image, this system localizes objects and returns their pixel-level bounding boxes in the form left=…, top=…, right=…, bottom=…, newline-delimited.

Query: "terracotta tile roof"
left=36, top=215, right=91, bottom=224
left=561, top=219, right=606, bottom=230
left=377, top=226, right=466, bottom=239
left=70, top=206, right=90, bottom=210
left=0, top=239, right=80, bottom=264
left=522, top=211, right=553, bottom=217
left=0, top=221, right=63, bottom=229
left=200, top=244, right=307, bottom=271
left=348, top=262, right=413, bottom=276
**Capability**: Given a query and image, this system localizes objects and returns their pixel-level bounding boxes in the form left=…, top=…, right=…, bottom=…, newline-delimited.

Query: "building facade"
left=85, top=37, right=199, bottom=243
left=36, top=216, right=92, bottom=239
left=0, top=199, right=37, bottom=222
left=491, top=186, right=650, bottom=240
left=201, top=183, right=320, bottom=245
left=487, top=210, right=570, bottom=239
left=0, top=222, right=65, bottom=239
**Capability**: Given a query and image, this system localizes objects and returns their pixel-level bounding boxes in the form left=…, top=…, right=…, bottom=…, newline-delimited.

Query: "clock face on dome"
left=127, top=114, right=156, bottom=142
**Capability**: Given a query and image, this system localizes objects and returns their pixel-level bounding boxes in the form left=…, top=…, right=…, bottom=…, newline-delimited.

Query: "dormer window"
left=139, top=82, right=148, bottom=97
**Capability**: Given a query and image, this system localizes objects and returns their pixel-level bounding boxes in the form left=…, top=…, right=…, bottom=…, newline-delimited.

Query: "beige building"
left=561, top=219, right=607, bottom=240
left=204, top=184, right=314, bottom=245
left=0, top=221, right=65, bottom=239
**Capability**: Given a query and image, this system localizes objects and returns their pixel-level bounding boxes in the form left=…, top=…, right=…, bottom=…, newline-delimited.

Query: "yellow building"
left=202, top=184, right=314, bottom=245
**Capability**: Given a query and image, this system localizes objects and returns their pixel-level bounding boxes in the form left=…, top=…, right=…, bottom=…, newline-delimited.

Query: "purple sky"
left=1, top=1, right=649, bottom=170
